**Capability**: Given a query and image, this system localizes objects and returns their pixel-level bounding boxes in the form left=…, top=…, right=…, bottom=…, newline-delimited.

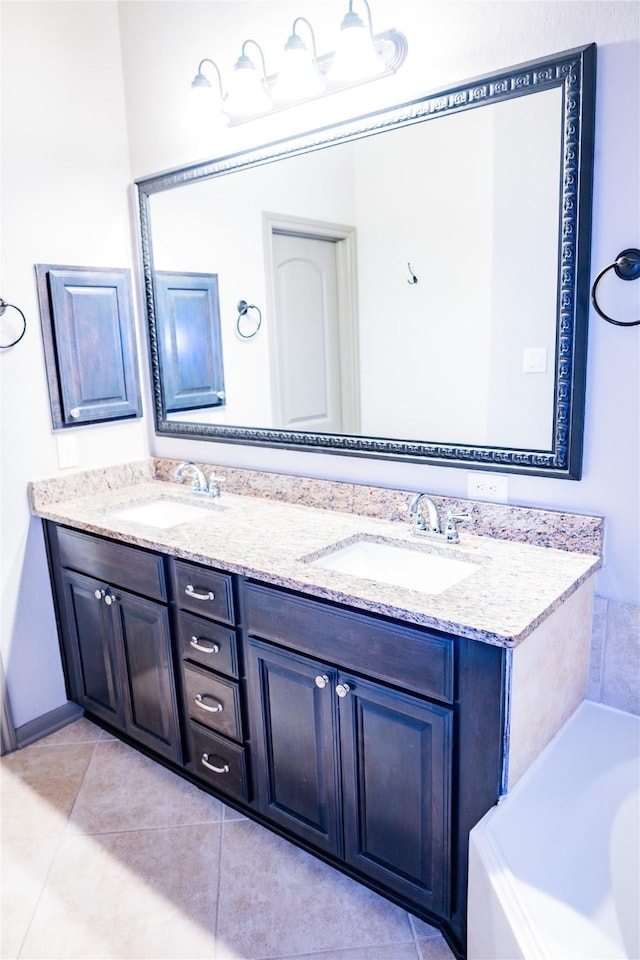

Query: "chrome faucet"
left=408, top=493, right=469, bottom=544
left=174, top=461, right=224, bottom=499
left=408, top=493, right=441, bottom=535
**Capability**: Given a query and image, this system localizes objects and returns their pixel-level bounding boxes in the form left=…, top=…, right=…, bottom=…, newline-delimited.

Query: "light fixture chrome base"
left=226, top=28, right=408, bottom=126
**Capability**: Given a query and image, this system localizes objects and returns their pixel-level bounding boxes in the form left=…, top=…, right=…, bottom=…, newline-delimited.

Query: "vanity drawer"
left=56, top=525, right=166, bottom=601
left=172, top=559, right=235, bottom=624
left=188, top=721, right=249, bottom=803
left=244, top=582, right=454, bottom=704
left=177, top=611, right=238, bottom=678
left=183, top=663, right=243, bottom=741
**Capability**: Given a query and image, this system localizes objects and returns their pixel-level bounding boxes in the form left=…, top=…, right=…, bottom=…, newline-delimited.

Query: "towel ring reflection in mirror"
left=0, top=299, right=27, bottom=349
left=236, top=300, right=263, bottom=339
left=591, top=248, right=640, bottom=327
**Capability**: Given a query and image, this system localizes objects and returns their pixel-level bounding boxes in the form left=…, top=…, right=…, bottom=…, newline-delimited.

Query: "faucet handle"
left=207, top=474, right=226, bottom=499
left=444, top=510, right=470, bottom=543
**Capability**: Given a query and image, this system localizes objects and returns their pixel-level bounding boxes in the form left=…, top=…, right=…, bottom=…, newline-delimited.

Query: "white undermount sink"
left=308, top=537, right=478, bottom=595
left=110, top=500, right=217, bottom=529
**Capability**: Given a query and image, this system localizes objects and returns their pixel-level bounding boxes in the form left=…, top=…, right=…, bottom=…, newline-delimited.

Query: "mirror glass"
left=138, top=45, right=596, bottom=478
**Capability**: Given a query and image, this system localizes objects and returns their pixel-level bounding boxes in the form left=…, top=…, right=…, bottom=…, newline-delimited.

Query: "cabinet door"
left=246, top=637, right=342, bottom=856
left=154, top=271, right=225, bottom=413
left=113, top=592, right=181, bottom=764
left=60, top=570, right=126, bottom=731
left=36, top=265, right=142, bottom=426
left=338, top=674, right=453, bottom=918
left=59, top=570, right=180, bottom=763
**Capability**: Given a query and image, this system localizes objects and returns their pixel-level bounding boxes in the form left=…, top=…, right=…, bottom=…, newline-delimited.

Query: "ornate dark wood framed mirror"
left=136, top=44, right=596, bottom=479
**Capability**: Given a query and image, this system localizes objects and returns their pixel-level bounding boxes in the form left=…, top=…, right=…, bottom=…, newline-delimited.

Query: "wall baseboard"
left=15, top=701, right=84, bottom=750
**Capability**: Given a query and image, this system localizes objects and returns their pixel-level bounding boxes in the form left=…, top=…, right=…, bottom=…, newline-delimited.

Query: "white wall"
left=0, top=2, right=150, bottom=727
left=0, top=1, right=637, bottom=729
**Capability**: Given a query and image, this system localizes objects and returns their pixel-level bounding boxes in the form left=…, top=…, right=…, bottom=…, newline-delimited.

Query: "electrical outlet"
left=467, top=473, right=509, bottom=502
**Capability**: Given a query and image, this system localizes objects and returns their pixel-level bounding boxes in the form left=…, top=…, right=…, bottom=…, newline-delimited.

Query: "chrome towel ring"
left=591, top=248, right=640, bottom=327
left=236, top=300, right=262, bottom=339
left=0, top=299, right=27, bottom=348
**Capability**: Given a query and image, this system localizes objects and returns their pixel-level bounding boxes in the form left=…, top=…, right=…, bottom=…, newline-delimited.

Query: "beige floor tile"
left=33, top=717, right=103, bottom=746
left=19, top=823, right=221, bottom=959
left=67, top=739, right=225, bottom=834
left=98, top=727, right=118, bottom=740
left=0, top=837, right=60, bottom=959
left=283, top=943, right=422, bottom=960
left=0, top=743, right=95, bottom=840
left=416, top=935, right=457, bottom=959
left=0, top=741, right=95, bottom=781
left=223, top=803, right=248, bottom=822
left=2, top=734, right=460, bottom=960
left=216, top=819, right=413, bottom=960
left=408, top=914, right=444, bottom=940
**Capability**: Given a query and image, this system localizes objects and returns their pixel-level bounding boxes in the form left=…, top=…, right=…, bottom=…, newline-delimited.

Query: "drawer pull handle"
left=201, top=753, right=230, bottom=775
left=185, top=584, right=215, bottom=601
left=195, top=693, right=224, bottom=713
left=190, top=636, right=220, bottom=654
left=336, top=683, right=351, bottom=699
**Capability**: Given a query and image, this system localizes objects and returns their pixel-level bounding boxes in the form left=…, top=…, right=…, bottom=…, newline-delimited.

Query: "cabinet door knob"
left=315, top=674, right=329, bottom=689
left=185, top=584, right=215, bottom=601
left=69, top=407, right=81, bottom=419
left=190, top=636, right=220, bottom=654
left=336, top=683, right=351, bottom=698
left=94, top=588, right=106, bottom=600
left=194, top=693, right=223, bottom=713
left=201, top=753, right=230, bottom=774
left=104, top=593, right=118, bottom=606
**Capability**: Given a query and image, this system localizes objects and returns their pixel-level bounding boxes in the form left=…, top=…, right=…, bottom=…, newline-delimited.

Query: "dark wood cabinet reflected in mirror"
left=136, top=44, right=596, bottom=478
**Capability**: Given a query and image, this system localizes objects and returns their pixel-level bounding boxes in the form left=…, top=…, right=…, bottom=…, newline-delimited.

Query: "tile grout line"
left=61, top=736, right=103, bottom=837
left=212, top=810, right=228, bottom=960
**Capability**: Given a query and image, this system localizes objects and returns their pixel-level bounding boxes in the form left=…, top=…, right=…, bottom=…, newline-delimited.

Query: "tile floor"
left=1, top=718, right=457, bottom=960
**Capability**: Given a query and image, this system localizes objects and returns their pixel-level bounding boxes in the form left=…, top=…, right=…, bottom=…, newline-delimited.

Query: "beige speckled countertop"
left=30, top=477, right=601, bottom=648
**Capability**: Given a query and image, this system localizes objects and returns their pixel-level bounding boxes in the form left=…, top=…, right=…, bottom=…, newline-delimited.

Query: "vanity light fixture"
left=328, top=0, right=387, bottom=84
left=272, top=17, right=325, bottom=103
left=188, top=1, right=407, bottom=126
left=223, top=39, right=273, bottom=118
left=188, top=58, right=227, bottom=128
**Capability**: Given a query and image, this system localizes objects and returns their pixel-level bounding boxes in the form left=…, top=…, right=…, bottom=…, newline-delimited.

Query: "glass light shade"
left=328, top=11, right=386, bottom=84
left=184, top=79, right=226, bottom=132
left=223, top=58, right=272, bottom=117
left=272, top=39, right=325, bottom=102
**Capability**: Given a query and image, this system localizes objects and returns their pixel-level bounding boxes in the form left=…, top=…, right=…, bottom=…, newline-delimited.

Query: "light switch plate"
left=56, top=433, right=78, bottom=469
left=522, top=347, right=548, bottom=373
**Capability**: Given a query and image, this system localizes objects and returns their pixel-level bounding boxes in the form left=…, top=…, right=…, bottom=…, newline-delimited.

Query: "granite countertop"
left=30, top=478, right=601, bottom=648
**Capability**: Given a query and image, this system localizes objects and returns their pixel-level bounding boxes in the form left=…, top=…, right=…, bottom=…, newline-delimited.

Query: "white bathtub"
left=468, top=700, right=640, bottom=959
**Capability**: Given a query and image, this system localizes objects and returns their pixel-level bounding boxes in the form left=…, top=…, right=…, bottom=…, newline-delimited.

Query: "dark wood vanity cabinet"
left=43, top=521, right=506, bottom=957
left=45, top=524, right=181, bottom=762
